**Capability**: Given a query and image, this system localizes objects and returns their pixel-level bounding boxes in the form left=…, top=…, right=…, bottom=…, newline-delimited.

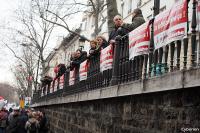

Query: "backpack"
left=29, top=121, right=37, bottom=133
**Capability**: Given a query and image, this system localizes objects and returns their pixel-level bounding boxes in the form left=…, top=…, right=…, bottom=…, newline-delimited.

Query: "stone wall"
left=36, top=87, right=200, bottom=133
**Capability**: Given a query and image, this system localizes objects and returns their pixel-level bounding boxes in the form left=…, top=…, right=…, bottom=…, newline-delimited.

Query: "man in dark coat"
left=6, top=108, right=20, bottom=133
left=108, top=8, right=145, bottom=43
left=17, top=109, right=28, bottom=133
left=70, top=49, right=87, bottom=69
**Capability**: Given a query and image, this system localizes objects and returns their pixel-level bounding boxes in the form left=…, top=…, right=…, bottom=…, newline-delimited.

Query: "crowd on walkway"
left=0, top=107, right=49, bottom=133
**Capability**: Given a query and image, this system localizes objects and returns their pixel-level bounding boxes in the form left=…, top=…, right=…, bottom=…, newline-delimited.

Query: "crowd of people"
left=0, top=107, right=49, bottom=133
left=68, top=8, right=145, bottom=71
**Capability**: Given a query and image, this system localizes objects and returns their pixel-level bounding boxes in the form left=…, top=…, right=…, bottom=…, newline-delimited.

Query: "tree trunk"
left=106, top=0, right=118, bottom=35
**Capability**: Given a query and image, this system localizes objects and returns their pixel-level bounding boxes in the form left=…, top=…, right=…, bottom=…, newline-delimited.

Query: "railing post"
left=170, top=42, right=175, bottom=72
left=191, top=0, right=197, bottom=68
left=158, top=48, right=163, bottom=74
left=148, top=19, right=154, bottom=77
left=143, top=55, right=148, bottom=79
left=183, top=38, right=189, bottom=69
left=125, top=36, right=129, bottom=82
left=153, top=50, right=158, bottom=76
left=164, top=45, right=169, bottom=73
left=111, top=36, right=121, bottom=85
left=176, top=40, right=181, bottom=70
left=149, top=0, right=160, bottom=77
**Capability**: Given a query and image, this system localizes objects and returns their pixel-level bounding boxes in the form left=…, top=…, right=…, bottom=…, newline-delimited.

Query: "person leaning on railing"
left=96, top=36, right=108, bottom=50
left=69, top=49, right=87, bottom=70
left=108, top=8, right=145, bottom=43
left=88, top=40, right=100, bottom=57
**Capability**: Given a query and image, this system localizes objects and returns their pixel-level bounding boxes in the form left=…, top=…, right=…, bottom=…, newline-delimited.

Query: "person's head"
left=71, top=52, right=76, bottom=59
left=13, top=108, right=20, bottom=115
left=132, top=8, right=142, bottom=19
left=96, top=36, right=106, bottom=46
left=75, top=49, right=82, bottom=58
left=9, top=108, right=13, bottom=113
left=90, top=40, right=98, bottom=49
left=113, top=15, right=123, bottom=27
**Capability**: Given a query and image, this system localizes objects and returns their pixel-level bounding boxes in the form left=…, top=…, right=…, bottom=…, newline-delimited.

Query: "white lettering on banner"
left=69, top=69, right=75, bottom=86
left=50, top=83, right=53, bottom=93
left=79, top=60, right=89, bottom=81
left=129, top=21, right=150, bottom=60
left=54, top=79, right=58, bottom=92
left=100, top=45, right=113, bottom=72
left=59, top=75, right=65, bottom=89
left=154, top=0, right=187, bottom=49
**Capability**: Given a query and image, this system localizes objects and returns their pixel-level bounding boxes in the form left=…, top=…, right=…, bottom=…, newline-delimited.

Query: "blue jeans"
left=0, top=127, right=6, bottom=133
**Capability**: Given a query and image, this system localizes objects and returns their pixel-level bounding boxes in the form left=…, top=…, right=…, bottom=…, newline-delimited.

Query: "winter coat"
left=0, top=111, right=8, bottom=128
left=70, top=51, right=87, bottom=69
left=128, top=14, right=145, bottom=32
left=17, top=112, right=28, bottom=133
left=108, top=14, right=145, bottom=43
left=25, top=118, right=40, bottom=133
left=6, top=114, right=20, bottom=133
left=99, top=40, right=108, bottom=50
left=39, top=116, right=49, bottom=133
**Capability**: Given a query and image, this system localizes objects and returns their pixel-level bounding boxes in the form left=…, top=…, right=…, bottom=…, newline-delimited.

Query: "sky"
left=0, top=0, right=19, bottom=85
left=0, top=0, right=83, bottom=85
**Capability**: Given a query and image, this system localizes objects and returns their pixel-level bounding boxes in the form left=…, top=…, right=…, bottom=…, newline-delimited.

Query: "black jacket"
left=70, top=51, right=87, bottom=70
left=108, top=14, right=145, bottom=43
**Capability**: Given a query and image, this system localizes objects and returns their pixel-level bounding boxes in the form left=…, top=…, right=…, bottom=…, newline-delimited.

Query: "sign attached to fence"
left=54, top=79, right=58, bottom=92
left=25, top=97, right=31, bottom=107
left=100, top=44, right=113, bottom=72
left=59, top=74, right=65, bottom=89
left=79, top=60, right=89, bottom=81
left=197, top=0, right=200, bottom=31
left=154, top=0, right=188, bottom=49
left=50, top=82, right=53, bottom=93
left=129, top=21, right=150, bottom=60
left=69, top=69, right=75, bottom=85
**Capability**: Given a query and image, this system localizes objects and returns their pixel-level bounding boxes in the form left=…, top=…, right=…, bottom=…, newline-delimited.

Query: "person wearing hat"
left=129, top=8, right=145, bottom=31
left=6, top=107, right=20, bottom=133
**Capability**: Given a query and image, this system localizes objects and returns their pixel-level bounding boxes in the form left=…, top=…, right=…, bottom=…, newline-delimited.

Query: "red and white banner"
left=100, top=45, right=113, bottom=72
left=54, top=79, right=58, bottom=92
left=69, top=69, right=75, bottom=85
left=49, top=82, right=53, bottom=93
left=129, top=21, right=150, bottom=60
left=59, top=74, right=65, bottom=89
left=79, top=60, right=89, bottom=81
left=154, top=0, right=188, bottom=49
left=197, top=0, right=200, bottom=31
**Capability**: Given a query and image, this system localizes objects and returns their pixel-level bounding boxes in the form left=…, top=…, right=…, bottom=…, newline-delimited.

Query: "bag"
left=29, top=122, right=37, bottom=133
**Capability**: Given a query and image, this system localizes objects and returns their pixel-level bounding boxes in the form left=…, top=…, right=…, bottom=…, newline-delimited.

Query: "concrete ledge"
left=31, top=68, right=200, bottom=107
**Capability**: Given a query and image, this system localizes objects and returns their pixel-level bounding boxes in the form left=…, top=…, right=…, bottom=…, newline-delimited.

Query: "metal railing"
left=32, top=0, right=199, bottom=103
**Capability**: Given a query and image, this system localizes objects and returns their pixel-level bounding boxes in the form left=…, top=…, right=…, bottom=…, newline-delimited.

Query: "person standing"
left=6, top=107, right=20, bottom=133
left=0, top=108, right=8, bottom=133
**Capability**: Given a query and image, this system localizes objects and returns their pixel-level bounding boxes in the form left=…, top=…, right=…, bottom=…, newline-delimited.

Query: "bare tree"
left=41, top=0, right=110, bottom=39
left=13, top=0, right=62, bottom=75
left=10, top=46, right=37, bottom=97
left=106, top=0, right=118, bottom=35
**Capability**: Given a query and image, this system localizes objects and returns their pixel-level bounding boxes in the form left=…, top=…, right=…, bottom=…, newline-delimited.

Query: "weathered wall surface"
left=36, top=87, right=200, bottom=133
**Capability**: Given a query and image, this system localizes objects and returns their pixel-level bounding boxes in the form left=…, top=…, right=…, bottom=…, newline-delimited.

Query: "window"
left=128, top=0, right=133, bottom=14
left=121, top=1, right=124, bottom=17
left=137, top=0, right=142, bottom=7
left=159, top=6, right=166, bottom=13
